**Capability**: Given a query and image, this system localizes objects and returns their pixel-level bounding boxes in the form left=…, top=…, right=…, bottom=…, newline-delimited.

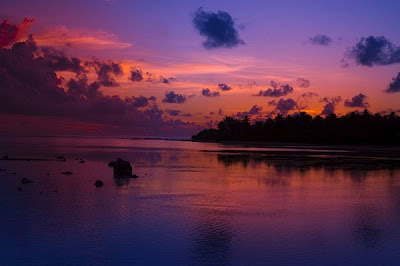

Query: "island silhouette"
left=192, top=110, right=400, bottom=145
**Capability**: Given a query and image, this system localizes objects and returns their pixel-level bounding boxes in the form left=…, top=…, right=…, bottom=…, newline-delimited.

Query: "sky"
left=1, top=0, right=400, bottom=136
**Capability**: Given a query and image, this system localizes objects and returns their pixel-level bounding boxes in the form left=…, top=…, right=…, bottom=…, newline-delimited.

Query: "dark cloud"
left=0, top=18, right=34, bottom=47
left=344, top=36, right=400, bottom=66
left=162, top=91, right=187, bottom=104
left=308, top=34, right=332, bottom=46
left=275, top=99, right=297, bottom=116
left=202, top=88, right=220, bottom=97
left=235, top=105, right=262, bottom=118
left=254, top=81, right=294, bottom=97
left=344, top=93, right=369, bottom=108
left=159, top=75, right=175, bottom=84
left=127, top=96, right=156, bottom=108
left=385, top=72, right=400, bottom=93
left=85, top=59, right=123, bottom=87
left=0, top=36, right=200, bottom=136
left=129, top=69, right=143, bottom=82
left=145, top=71, right=155, bottom=82
left=218, top=83, right=232, bottom=91
left=167, top=109, right=181, bottom=116
left=320, top=96, right=342, bottom=115
left=300, top=92, right=318, bottom=98
left=192, top=7, right=244, bottom=49
left=297, top=92, right=318, bottom=109
left=296, top=78, right=310, bottom=88
left=41, top=46, right=84, bottom=73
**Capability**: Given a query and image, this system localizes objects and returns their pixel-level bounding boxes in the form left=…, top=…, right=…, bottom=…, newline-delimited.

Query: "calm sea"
left=1, top=136, right=400, bottom=265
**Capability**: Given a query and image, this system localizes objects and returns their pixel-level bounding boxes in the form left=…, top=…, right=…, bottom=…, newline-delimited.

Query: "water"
left=1, top=136, right=400, bottom=265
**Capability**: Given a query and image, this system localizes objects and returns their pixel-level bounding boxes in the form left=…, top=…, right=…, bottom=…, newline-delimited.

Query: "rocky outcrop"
left=21, top=178, right=33, bottom=184
left=95, top=180, right=104, bottom=187
left=108, top=158, right=137, bottom=178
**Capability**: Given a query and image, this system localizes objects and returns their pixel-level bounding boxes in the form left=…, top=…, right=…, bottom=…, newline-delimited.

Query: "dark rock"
left=2, top=155, right=9, bottom=160
left=17, top=187, right=22, bottom=192
left=61, top=171, right=73, bottom=175
left=56, top=155, right=67, bottom=162
left=45, top=173, right=50, bottom=175
left=109, top=158, right=133, bottom=178
left=108, top=161, right=117, bottom=167
left=21, top=178, right=33, bottom=184
left=131, top=174, right=139, bottom=179
left=95, top=180, right=104, bottom=187
left=0, top=168, right=6, bottom=171
left=79, top=160, right=85, bottom=164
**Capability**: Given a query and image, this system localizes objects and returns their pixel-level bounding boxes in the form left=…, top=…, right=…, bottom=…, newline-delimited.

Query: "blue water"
left=1, top=136, right=400, bottom=265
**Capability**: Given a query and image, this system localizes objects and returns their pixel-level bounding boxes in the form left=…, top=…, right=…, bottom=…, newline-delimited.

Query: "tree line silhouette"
left=192, top=110, right=400, bottom=145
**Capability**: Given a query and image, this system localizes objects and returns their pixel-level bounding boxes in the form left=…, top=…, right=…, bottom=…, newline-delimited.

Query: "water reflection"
left=1, top=137, right=400, bottom=264
left=352, top=204, right=383, bottom=250
left=217, top=152, right=400, bottom=172
left=189, top=195, right=235, bottom=265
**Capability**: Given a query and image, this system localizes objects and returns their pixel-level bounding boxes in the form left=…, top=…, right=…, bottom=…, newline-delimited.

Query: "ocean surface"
left=1, top=136, right=400, bottom=265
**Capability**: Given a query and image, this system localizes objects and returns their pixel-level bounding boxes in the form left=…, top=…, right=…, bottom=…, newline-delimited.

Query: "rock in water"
left=108, top=161, right=117, bottom=167
left=21, top=178, right=33, bottom=184
left=61, top=171, right=73, bottom=175
left=109, top=158, right=133, bottom=178
left=95, top=180, right=104, bottom=187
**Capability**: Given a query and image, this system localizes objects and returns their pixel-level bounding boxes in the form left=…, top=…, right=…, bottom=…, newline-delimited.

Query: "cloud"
left=296, top=77, right=310, bottom=88
left=236, top=105, right=262, bottom=118
left=385, top=72, right=400, bottom=93
left=308, top=34, right=332, bottom=46
left=202, top=88, right=220, bottom=97
left=85, top=59, right=123, bottom=87
left=296, top=92, right=319, bottom=109
left=34, top=26, right=132, bottom=50
left=0, top=18, right=34, bottom=47
left=218, top=83, right=232, bottom=91
left=344, top=93, right=369, bottom=108
left=159, top=75, right=175, bottom=84
left=129, top=69, right=143, bottom=82
left=344, top=36, right=400, bottom=66
left=40, top=46, right=85, bottom=73
left=162, top=91, right=187, bottom=104
left=266, top=98, right=297, bottom=116
left=128, top=96, right=156, bottom=108
left=254, top=81, right=294, bottom=97
left=166, top=109, right=181, bottom=116
left=275, top=99, right=297, bottom=116
left=192, top=7, right=244, bottom=49
left=0, top=36, right=200, bottom=136
left=320, top=96, right=342, bottom=115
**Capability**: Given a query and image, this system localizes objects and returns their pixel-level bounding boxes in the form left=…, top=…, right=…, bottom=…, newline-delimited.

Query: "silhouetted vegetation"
left=192, top=110, right=400, bottom=145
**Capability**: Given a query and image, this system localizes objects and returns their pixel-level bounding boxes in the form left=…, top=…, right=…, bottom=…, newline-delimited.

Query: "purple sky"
left=1, top=0, right=400, bottom=136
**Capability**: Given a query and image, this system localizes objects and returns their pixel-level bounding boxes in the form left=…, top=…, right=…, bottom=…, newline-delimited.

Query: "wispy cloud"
left=35, top=26, right=132, bottom=49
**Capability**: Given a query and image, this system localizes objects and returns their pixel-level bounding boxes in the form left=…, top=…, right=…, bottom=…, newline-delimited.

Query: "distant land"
left=192, top=110, right=400, bottom=145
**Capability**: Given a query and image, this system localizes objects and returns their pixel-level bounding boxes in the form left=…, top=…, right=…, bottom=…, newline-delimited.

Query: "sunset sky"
left=1, top=0, right=400, bottom=136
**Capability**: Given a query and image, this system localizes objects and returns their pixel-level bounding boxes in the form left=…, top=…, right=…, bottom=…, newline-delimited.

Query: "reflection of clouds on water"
left=189, top=195, right=235, bottom=265
left=351, top=204, right=383, bottom=250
